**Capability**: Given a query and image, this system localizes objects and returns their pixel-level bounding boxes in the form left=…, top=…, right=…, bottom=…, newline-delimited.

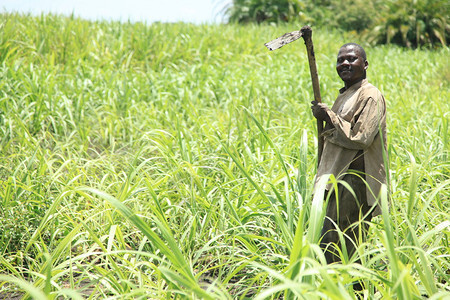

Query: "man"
left=311, top=43, right=387, bottom=265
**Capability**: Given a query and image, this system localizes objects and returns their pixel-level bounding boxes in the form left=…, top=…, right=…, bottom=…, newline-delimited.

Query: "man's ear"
left=364, top=60, right=369, bottom=70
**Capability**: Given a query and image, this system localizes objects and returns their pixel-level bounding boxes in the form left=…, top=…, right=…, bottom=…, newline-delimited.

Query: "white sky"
left=0, top=0, right=231, bottom=24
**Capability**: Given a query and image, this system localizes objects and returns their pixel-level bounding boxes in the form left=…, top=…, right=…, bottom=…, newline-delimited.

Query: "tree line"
left=223, top=0, right=448, bottom=48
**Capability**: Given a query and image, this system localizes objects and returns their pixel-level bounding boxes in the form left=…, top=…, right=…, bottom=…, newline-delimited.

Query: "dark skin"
left=311, top=45, right=369, bottom=125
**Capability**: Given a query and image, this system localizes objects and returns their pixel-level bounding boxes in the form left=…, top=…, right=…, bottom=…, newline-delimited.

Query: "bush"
left=305, top=0, right=380, bottom=32
left=224, top=0, right=305, bottom=23
left=365, top=0, right=448, bottom=48
left=224, top=0, right=448, bottom=48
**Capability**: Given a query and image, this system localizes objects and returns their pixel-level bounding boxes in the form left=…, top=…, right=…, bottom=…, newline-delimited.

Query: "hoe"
left=264, top=26, right=324, bottom=165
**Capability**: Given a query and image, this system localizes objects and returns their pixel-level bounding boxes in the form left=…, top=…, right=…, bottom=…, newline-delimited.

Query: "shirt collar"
left=339, top=78, right=368, bottom=94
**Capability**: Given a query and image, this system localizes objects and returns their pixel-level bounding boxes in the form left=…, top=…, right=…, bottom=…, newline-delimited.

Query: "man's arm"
left=311, top=94, right=386, bottom=150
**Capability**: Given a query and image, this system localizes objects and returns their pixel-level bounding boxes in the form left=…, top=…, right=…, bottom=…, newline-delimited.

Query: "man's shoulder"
left=361, top=80, right=384, bottom=99
left=362, top=80, right=380, bottom=92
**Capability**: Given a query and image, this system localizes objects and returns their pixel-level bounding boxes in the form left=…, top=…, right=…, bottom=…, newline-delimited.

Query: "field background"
left=0, top=13, right=449, bottom=299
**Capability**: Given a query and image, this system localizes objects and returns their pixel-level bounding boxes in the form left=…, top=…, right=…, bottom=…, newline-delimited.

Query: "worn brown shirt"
left=314, top=79, right=387, bottom=216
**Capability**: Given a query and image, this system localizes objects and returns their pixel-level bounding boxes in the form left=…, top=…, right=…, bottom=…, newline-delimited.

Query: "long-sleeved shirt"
left=314, top=78, right=387, bottom=216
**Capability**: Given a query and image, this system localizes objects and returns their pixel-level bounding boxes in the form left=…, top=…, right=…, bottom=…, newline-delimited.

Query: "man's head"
left=336, top=43, right=368, bottom=88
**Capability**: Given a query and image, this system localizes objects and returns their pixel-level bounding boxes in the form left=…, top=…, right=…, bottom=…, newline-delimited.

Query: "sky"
left=1, top=0, right=231, bottom=24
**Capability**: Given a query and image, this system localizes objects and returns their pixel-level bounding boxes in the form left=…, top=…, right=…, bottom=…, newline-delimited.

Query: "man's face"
left=336, top=45, right=368, bottom=87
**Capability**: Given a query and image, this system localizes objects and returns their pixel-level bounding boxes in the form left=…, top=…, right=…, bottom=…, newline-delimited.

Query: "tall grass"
left=0, top=13, right=449, bottom=299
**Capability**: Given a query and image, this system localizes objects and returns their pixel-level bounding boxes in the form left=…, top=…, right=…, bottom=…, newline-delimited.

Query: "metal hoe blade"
left=264, top=30, right=302, bottom=51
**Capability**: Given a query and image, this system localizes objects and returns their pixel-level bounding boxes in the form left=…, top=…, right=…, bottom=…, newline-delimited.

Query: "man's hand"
left=311, top=101, right=332, bottom=123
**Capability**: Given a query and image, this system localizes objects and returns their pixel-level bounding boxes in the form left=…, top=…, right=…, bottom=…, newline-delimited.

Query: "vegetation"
left=0, top=13, right=449, bottom=299
left=224, top=0, right=304, bottom=23
left=364, top=0, right=448, bottom=48
left=224, top=0, right=449, bottom=48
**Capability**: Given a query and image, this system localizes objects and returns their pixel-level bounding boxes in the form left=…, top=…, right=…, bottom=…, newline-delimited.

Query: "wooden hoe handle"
left=301, top=26, right=324, bottom=166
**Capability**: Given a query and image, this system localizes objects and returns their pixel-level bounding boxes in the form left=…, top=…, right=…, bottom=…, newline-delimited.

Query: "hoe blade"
left=264, top=30, right=302, bottom=51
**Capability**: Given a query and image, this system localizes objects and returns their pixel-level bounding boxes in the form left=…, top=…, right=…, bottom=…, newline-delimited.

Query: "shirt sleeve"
left=323, top=94, right=385, bottom=150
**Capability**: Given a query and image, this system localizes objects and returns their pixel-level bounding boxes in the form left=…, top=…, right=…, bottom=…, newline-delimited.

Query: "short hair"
left=340, top=43, right=367, bottom=61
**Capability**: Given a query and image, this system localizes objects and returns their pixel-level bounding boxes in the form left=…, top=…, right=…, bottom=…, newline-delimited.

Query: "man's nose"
left=337, top=60, right=350, bottom=69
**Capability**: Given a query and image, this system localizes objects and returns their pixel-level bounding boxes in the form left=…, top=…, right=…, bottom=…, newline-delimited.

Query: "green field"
left=0, top=13, right=449, bottom=299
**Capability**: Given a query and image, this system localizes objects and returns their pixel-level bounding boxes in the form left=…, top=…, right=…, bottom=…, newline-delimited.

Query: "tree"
left=224, top=0, right=304, bottom=24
